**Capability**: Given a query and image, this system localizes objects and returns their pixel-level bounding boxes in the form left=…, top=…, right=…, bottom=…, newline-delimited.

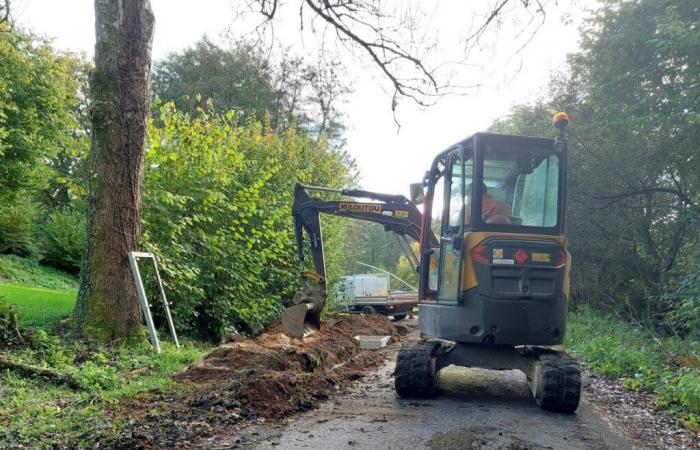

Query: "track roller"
left=528, top=351, right=581, bottom=413
left=394, top=340, right=440, bottom=398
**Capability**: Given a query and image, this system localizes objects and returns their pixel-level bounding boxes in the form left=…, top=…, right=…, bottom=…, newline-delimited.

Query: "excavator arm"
left=282, top=182, right=435, bottom=337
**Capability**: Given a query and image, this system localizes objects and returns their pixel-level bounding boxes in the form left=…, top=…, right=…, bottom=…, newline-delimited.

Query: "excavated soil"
left=103, top=314, right=406, bottom=449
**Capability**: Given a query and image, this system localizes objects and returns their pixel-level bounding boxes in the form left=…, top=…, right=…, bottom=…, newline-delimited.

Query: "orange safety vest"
left=465, top=195, right=512, bottom=224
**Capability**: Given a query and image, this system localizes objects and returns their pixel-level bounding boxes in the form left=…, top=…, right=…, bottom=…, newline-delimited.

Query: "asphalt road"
left=227, top=342, right=631, bottom=450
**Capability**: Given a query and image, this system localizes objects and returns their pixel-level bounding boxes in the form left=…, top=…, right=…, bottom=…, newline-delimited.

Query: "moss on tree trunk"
left=73, top=0, right=155, bottom=341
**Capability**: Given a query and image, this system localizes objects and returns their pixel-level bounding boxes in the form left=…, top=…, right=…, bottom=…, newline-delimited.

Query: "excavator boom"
left=282, top=183, right=433, bottom=337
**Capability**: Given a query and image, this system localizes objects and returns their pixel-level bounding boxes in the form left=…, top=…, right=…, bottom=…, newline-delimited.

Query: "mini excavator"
left=282, top=113, right=581, bottom=412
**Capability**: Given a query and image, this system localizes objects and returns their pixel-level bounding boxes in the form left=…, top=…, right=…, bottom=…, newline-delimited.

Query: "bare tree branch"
left=303, top=0, right=438, bottom=112
left=464, top=0, right=512, bottom=50
left=238, top=0, right=550, bottom=116
left=594, top=187, right=698, bottom=213
left=259, top=0, right=278, bottom=20
left=0, top=0, right=12, bottom=28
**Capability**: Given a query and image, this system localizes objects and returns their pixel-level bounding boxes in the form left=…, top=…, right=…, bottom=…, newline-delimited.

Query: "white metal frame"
left=127, top=251, right=180, bottom=353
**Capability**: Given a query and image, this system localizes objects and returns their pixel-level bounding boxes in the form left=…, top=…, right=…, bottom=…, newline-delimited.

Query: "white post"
left=128, top=252, right=161, bottom=353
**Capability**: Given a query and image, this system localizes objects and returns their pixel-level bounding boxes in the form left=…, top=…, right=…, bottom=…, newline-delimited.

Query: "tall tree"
left=0, top=24, right=81, bottom=201
left=73, top=0, right=155, bottom=340
left=0, top=23, right=83, bottom=256
left=152, top=39, right=349, bottom=142
left=153, top=39, right=279, bottom=119
left=491, top=0, right=699, bottom=325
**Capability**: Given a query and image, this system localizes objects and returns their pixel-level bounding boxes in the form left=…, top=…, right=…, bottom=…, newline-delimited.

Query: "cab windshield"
left=471, top=145, right=560, bottom=228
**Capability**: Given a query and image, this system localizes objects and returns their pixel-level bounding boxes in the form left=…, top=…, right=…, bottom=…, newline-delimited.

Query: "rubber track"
left=394, top=340, right=440, bottom=398
left=534, top=352, right=581, bottom=413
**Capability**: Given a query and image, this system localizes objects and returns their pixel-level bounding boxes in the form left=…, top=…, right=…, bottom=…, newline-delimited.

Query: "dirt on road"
left=220, top=347, right=631, bottom=450
left=104, top=314, right=405, bottom=449
left=199, top=326, right=699, bottom=450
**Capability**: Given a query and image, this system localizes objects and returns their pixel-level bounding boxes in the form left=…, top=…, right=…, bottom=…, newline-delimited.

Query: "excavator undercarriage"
left=395, top=340, right=581, bottom=412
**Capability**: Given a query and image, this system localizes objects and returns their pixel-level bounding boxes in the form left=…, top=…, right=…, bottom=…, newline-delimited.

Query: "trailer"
left=335, top=273, right=417, bottom=320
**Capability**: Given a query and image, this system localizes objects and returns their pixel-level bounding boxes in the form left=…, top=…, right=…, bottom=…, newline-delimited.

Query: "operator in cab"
left=465, top=183, right=512, bottom=225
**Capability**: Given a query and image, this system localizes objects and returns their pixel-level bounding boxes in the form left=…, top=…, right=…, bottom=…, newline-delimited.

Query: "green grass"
left=0, top=284, right=77, bottom=327
left=0, top=336, right=210, bottom=448
left=0, top=253, right=78, bottom=326
left=0, top=253, right=213, bottom=448
left=0, top=254, right=78, bottom=291
left=566, top=307, right=700, bottom=430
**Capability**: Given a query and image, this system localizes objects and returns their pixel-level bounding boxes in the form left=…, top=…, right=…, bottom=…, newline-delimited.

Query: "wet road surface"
left=229, top=358, right=631, bottom=450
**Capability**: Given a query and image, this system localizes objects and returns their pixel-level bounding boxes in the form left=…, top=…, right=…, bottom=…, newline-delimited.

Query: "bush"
left=40, top=207, right=85, bottom=274
left=662, top=245, right=700, bottom=339
left=0, top=195, right=39, bottom=257
left=143, top=103, right=353, bottom=341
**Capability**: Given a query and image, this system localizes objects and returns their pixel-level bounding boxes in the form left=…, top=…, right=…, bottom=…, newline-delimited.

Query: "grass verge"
left=566, top=307, right=700, bottom=430
left=0, top=255, right=212, bottom=448
left=0, top=284, right=76, bottom=327
left=0, top=330, right=211, bottom=448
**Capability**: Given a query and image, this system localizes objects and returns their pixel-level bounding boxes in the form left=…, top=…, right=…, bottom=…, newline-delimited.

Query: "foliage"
left=142, top=102, right=354, bottom=341
left=0, top=24, right=87, bottom=266
left=490, top=0, right=699, bottom=329
left=40, top=206, right=86, bottom=274
left=0, top=193, right=40, bottom=257
left=0, top=24, right=82, bottom=200
left=566, top=308, right=700, bottom=425
left=662, top=245, right=700, bottom=338
left=0, top=254, right=79, bottom=291
left=152, top=38, right=349, bottom=142
left=395, top=253, right=419, bottom=290
left=0, top=284, right=76, bottom=327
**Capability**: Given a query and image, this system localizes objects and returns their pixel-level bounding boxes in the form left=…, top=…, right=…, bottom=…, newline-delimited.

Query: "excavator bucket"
left=281, top=272, right=327, bottom=338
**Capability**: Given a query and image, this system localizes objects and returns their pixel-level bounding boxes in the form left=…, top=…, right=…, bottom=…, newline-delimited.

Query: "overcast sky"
left=12, top=0, right=596, bottom=196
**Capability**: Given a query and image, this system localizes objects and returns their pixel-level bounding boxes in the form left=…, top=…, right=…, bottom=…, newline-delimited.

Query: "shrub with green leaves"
left=0, top=194, right=39, bottom=257
left=662, top=245, right=700, bottom=339
left=40, top=207, right=85, bottom=274
left=143, top=103, right=354, bottom=341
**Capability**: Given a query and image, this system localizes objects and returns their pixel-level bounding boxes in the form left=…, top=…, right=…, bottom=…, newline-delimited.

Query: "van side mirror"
left=409, top=183, right=424, bottom=205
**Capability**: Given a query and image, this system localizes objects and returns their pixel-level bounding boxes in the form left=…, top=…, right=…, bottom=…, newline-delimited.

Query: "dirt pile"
left=108, top=314, right=404, bottom=449
left=181, top=314, right=395, bottom=383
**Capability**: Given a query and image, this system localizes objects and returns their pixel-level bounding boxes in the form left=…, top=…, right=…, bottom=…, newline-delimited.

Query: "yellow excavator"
left=283, top=112, right=580, bottom=412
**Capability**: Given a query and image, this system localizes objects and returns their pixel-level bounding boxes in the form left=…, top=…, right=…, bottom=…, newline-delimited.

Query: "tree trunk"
left=74, top=0, right=155, bottom=341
